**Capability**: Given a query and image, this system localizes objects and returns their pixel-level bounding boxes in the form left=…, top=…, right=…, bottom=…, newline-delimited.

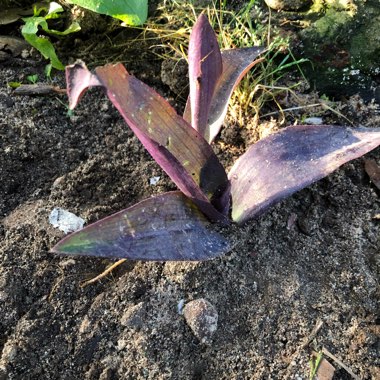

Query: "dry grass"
left=141, top=0, right=309, bottom=127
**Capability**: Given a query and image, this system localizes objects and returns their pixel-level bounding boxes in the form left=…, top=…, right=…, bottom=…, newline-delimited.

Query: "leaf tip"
left=65, top=60, right=102, bottom=109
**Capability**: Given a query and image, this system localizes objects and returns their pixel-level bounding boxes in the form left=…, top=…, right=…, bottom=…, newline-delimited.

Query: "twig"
left=322, top=347, right=361, bottom=380
left=13, top=84, right=66, bottom=96
left=301, top=319, right=324, bottom=350
left=80, top=259, right=127, bottom=288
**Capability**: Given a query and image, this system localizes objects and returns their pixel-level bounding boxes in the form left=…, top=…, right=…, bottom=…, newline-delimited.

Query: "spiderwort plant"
left=52, top=14, right=380, bottom=261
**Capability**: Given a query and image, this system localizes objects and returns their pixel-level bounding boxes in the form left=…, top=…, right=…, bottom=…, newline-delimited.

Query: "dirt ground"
left=1, top=4, right=379, bottom=380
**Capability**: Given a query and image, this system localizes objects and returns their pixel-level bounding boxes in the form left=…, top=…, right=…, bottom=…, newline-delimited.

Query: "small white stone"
left=49, top=208, right=85, bottom=234
left=304, top=117, right=323, bottom=125
left=149, top=176, right=160, bottom=185
left=177, top=299, right=185, bottom=315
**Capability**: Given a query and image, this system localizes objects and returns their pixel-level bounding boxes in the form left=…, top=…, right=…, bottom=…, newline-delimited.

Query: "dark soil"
left=1, top=3, right=379, bottom=380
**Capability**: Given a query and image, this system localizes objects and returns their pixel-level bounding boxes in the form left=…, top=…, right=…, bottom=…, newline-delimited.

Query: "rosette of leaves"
left=52, top=14, right=380, bottom=261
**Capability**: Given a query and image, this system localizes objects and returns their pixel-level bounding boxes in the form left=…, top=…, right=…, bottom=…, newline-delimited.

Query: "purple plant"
left=52, top=14, right=380, bottom=261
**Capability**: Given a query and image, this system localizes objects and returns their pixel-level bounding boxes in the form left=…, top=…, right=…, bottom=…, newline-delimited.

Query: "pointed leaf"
left=184, top=47, right=265, bottom=143
left=188, top=13, right=222, bottom=137
left=65, top=62, right=229, bottom=221
left=229, top=125, right=380, bottom=224
left=66, top=61, right=102, bottom=107
left=51, top=192, right=230, bottom=261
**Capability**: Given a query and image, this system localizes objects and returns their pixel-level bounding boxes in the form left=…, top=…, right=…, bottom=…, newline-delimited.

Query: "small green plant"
left=21, top=2, right=81, bottom=70
left=27, top=74, right=39, bottom=84
left=8, top=65, right=53, bottom=88
left=309, top=351, right=323, bottom=380
left=20, top=1, right=148, bottom=70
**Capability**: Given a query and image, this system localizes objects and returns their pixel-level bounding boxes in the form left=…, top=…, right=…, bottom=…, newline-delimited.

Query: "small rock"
left=120, top=302, right=145, bottom=330
left=149, top=176, right=160, bottom=186
left=264, top=0, right=311, bottom=11
left=52, top=176, right=65, bottom=188
left=304, top=117, right=323, bottom=125
left=183, top=298, right=218, bottom=344
left=49, top=207, right=85, bottom=234
left=287, top=212, right=298, bottom=230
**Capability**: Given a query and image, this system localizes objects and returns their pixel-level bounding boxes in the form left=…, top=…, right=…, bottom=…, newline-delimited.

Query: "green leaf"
left=22, top=22, right=64, bottom=70
left=67, top=0, right=147, bottom=25
left=45, top=63, right=53, bottom=79
left=21, top=6, right=81, bottom=70
left=8, top=82, right=21, bottom=88
left=27, top=74, right=38, bottom=84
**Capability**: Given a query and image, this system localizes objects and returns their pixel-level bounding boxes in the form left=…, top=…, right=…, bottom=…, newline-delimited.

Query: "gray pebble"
left=183, top=298, right=218, bottom=344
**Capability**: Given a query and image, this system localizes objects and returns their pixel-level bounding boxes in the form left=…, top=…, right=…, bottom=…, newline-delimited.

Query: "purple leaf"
left=229, top=125, right=380, bottom=224
left=51, top=192, right=230, bottom=261
left=184, top=47, right=265, bottom=143
left=65, top=60, right=101, bottom=108
left=188, top=13, right=222, bottom=137
left=65, top=62, right=229, bottom=222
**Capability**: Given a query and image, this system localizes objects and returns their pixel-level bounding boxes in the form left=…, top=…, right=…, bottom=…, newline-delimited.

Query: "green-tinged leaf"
left=8, top=82, right=21, bottom=88
left=184, top=47, right=265, bottom=143
left=67, top=0, right=148, bottom=25
left=51, top=192, right=230, bottom=261
left=229, top=125, right=380, bottom=224
left=41, top=21, right=81, bottom=37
